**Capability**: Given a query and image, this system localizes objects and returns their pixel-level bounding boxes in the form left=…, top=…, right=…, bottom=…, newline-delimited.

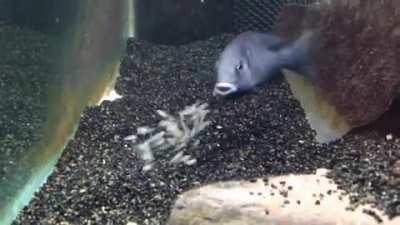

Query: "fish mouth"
left=213, top=82, right=238, bottom=96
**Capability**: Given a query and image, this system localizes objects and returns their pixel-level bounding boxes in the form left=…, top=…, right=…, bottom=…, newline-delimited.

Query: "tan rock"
left=168, top=169, right=399, bottom=225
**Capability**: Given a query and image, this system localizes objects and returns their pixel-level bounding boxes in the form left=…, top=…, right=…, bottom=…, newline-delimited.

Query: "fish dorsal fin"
left=266, top=41, right=289, bottom=52
left=259, top=32, right=289, bottom=52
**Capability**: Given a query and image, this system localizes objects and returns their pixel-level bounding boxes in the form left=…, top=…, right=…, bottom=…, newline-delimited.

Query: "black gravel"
left=15, top=34, right=400, bottom=225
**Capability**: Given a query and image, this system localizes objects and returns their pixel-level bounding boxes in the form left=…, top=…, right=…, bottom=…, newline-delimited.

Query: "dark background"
left=0, top=0, right=80, bottom=34
left=0, top=0, right=294, bottom=45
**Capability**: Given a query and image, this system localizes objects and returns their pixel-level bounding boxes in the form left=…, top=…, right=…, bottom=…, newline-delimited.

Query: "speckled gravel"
left=15, top=34, right=400, bottom=225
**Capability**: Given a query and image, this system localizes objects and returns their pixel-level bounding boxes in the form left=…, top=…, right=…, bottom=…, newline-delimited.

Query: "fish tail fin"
left=280, top=30, right=319, bottom=80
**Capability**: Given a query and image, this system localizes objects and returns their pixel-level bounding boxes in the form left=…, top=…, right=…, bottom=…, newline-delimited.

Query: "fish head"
left=213, top=38, right=256, bottom=97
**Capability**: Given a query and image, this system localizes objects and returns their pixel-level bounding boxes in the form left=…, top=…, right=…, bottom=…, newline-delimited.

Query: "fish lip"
left=213, top=82, right=238, bottom=96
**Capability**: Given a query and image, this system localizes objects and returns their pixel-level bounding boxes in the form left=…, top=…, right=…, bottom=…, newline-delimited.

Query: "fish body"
left=213, top=30, right=316, bottom=96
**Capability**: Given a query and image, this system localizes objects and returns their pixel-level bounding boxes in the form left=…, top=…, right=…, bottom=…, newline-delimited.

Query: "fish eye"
left=236, top=63, right=243, bottom=71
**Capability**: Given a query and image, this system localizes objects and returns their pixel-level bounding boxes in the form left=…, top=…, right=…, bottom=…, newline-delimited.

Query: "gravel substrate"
left=15, top=34, right=400, bottom=225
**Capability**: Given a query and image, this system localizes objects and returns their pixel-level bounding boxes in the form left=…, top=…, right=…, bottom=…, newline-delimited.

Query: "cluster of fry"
left=124, top=102, right=211, bottom=171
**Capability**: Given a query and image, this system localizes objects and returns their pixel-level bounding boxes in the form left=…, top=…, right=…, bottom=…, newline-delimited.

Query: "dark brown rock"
left=392, top=160, right=400, bottom=177
left=276, top=0, right=400, bottom=127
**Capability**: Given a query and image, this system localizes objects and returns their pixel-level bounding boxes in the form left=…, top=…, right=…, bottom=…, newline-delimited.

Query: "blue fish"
left=213, top=30, right=316, bottom=96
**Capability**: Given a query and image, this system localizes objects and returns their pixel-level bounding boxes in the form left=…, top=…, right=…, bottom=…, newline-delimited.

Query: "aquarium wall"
left=132, top=0, right=318, bottom=45
left=0, top=1, right=131, bottom=225
left=134, top=0, right=234, bottom=45
left=7, top=0, right=79, bottom=34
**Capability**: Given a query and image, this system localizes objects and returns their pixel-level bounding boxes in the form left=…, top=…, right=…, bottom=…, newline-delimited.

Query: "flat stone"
left=168, top=169, right=398, bottom=225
